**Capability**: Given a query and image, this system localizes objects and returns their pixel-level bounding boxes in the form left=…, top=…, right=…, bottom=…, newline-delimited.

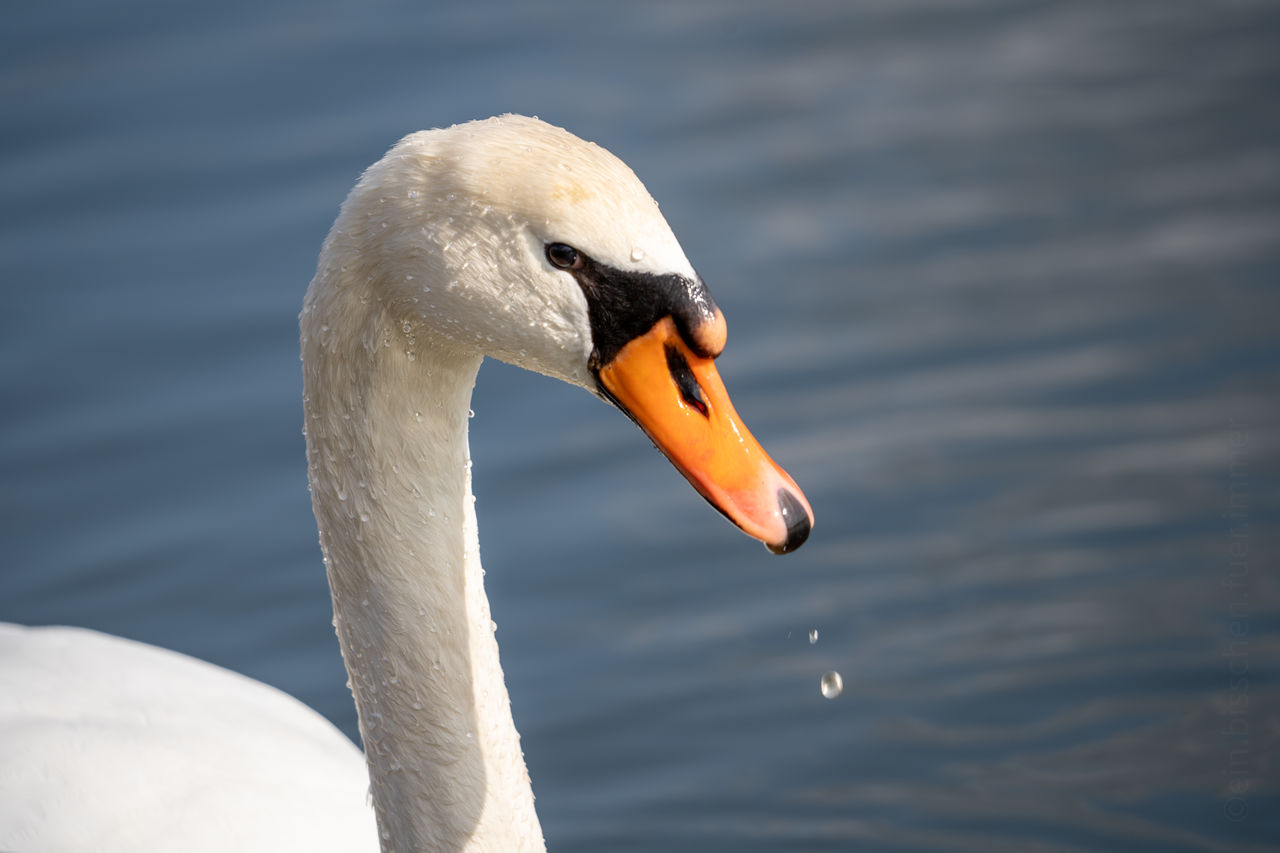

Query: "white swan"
left=0, top=115, right=813, bottom=853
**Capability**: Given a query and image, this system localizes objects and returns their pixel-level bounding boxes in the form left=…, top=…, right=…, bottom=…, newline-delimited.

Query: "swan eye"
left=546, top=243, right=583, bottom=270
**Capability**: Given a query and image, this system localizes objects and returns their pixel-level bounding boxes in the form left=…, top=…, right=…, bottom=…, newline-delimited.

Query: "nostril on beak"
left=766, top=488, right=811, bottom=555
left=664, top=345, right=709, bottom=417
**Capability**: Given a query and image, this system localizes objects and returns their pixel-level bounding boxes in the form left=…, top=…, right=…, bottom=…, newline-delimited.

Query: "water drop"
left=809, top=629, right=819, bottom=645
left=406, top=351, right=416, bottom=361
left=630, top=247, right=646, bottom=262
left=468, top=408, right=475, bottom=419
left=820, top=671, right=843, bottom=699
left=402, top=321, right=413, bottom=333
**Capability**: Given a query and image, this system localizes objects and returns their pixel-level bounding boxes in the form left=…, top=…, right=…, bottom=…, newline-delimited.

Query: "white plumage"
left=0, top=623, right=376, bottom=851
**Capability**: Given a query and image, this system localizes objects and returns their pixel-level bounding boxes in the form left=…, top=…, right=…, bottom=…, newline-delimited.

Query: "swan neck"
left=303, top=321, right=543, bottom=852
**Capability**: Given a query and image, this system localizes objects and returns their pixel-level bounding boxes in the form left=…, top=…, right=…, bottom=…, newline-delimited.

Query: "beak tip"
left=765, top=488, right=812, bottom=555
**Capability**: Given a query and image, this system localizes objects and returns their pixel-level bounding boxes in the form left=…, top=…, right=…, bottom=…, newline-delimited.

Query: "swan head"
left=308, top=115, right=812, bottom=553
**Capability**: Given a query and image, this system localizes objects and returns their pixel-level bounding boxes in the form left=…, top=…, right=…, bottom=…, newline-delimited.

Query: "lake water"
left=2, top=1, right=1277, bottom=850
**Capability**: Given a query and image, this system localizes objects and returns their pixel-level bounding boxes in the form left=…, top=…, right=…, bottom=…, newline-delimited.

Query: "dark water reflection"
left=2, top=1, right=1277, bottom=850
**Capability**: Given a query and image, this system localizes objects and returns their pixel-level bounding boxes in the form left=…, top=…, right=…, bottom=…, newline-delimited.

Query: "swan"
left=0, top=114, right=813, bottom=852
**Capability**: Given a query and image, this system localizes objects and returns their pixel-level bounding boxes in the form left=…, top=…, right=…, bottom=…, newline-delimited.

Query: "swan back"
left=0, top=624, right=376, bottom=853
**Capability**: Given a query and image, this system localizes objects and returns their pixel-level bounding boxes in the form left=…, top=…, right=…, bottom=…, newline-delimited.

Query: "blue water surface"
left=2, top=1, right=1277, bottom=850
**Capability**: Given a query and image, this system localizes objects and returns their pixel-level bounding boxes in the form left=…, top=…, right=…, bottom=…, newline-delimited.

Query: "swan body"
left=0, top=115, right=812, bottom=852
left=0, top=623, right=376, bottom=851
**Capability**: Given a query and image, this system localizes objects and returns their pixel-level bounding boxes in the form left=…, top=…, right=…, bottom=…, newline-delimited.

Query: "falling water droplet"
left=468, top=408, right=475, bottom=419
left=820, top=671, right=843, bottom=699
left=809, top=629, right=819, bottom=645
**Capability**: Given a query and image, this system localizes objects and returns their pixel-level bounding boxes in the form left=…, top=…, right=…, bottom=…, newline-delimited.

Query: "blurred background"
left=2, top=1, right=1277, bottom=850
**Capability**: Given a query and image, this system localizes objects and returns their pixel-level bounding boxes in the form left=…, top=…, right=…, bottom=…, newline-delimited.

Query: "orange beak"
left=598, top=316, right=813, bottom=554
